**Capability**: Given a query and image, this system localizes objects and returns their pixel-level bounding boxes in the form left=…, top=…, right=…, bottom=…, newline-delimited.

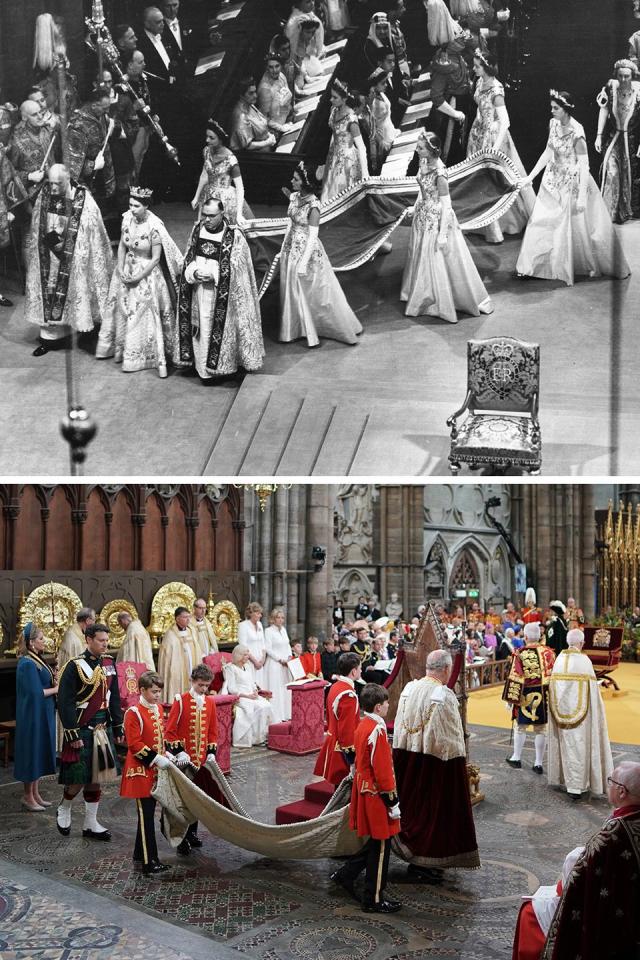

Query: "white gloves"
left=93, top=153, right=105, bottom=172
left=388, top=803, right=401, bottom=820
left=206, top=753, right=217, bottom=764
left=152, top=754, right=171, bottom=769
left=28, top=170, right=45, bottom=183
left=175, top=751, right=191, bottom=766
left=438, top=194, right=452, bottom=247
left=355, top=135, right=369, bottom=181
left=297, top=224, right=318, bottom=276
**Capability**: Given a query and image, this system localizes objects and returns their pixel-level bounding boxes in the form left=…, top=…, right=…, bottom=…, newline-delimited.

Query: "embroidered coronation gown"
left=401, top=158, right=492, bottom=322
left=466, top=77, right=535, bottom=239
left=96, top=210, right=183, bottom=374
left=280, top=191, right=362, bottom=346
left=321, top=108, right=364, bottom=202
left=199, top=147, right=251, bottom=223
left=516, top=118, right=631, bottom=285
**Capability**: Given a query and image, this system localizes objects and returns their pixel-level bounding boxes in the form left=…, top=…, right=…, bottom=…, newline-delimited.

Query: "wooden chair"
left=447, top=337, right=541, bottom=475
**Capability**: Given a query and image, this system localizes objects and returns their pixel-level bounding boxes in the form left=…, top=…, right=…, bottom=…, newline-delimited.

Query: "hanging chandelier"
left=233, top=483, right=293, bottom=511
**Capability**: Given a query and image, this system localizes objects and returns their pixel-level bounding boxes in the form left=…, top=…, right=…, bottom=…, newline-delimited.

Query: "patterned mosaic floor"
left=1, top=727, right=638, bottom=960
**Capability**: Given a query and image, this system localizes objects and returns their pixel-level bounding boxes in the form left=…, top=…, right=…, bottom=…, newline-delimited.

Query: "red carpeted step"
left=304, top=779, right=335, bottom=805
left=275, top=799, right=325, bottom=825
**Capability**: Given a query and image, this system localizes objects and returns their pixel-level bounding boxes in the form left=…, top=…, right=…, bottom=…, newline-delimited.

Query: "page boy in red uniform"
left=164, top=662, right=218, bottom=855
left=300, top=636, right=323, bottom=678
left=120, top=670, right=174, bottom=876
left=314, top=652, right=361, bottom=784
left=331, top=682, right=402, bottom=913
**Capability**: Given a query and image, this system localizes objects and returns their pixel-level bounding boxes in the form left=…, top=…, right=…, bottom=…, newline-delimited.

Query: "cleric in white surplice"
left=547, top=629, right=614, bottom=798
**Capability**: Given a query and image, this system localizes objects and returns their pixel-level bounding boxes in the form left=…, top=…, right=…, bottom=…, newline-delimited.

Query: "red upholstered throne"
left=211, top=694, right=238, bottom=774
left=267, top=680, right=328, bottom=755
left=203, top=652, right=233, bottom=692
left=116, top=661, right=148, bottom=709
left=582, top=625, right=623, bottom=690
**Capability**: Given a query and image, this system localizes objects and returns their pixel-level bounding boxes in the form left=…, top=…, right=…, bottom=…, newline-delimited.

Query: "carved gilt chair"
left=447, top=337, right=541, bottom=475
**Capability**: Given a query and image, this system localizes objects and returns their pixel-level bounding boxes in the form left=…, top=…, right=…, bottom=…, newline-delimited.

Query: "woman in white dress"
left=237, top=602, right=266, bottom=686
left=320, top=79, right=369, bottom=203
left=263, top=608, right=292, bottom=722
left=222, top=646, right=273, bottom=747
left=401, top=131, right=493, bottom=321
left=257, top=55, right=294, bottom=141
left=96, top=187, right=183, bottom=376
left=466, top=50, right=535, bottom=242
left=516, top=90, right=631, bottom=286
left=279, top=163, right=363, bottom=347
left=368, top=67, right=398, bottom=173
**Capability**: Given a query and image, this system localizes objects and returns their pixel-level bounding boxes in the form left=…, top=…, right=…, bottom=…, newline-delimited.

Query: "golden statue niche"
left=99, top=598, right=139, bottom=649
left=18, top=582, right=83, bottom=654
left=210, top=600, right=240, bottom=647
left=598, top=499, right=640, bottom=611
left=148, top=581, right=197, bottom=641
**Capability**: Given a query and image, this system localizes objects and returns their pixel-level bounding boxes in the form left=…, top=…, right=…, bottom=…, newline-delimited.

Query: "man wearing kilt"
left=56, top=623, right=124, bottom=840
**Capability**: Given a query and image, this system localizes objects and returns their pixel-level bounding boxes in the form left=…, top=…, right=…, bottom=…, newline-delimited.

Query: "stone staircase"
left=201, top=374, right=452, bottom=476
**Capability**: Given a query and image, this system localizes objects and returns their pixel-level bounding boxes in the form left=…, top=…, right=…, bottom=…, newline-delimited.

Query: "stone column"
left=306, top=485, right=333, bottom=638
left=580, top=485, right=596, bottom=618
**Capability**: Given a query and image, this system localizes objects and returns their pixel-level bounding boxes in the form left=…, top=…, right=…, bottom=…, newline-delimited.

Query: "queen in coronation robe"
left=175, top=198, right=264, bottom=379
left=547, top=630, right=613, bottom=798
left=96, top=187, right=183, bottom=377
left=24, top=164, right=113, bottom=348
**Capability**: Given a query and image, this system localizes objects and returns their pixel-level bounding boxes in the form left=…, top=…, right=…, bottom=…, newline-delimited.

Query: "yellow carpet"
left=468, top=661, right=640, bottom=745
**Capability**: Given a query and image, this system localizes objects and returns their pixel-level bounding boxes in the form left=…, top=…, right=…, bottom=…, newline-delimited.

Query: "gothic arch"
left=424, top=535, right=449, bottom=601
left=334, top=568, right=375, bottom=610
left=447, top=535, right=493, bottom=604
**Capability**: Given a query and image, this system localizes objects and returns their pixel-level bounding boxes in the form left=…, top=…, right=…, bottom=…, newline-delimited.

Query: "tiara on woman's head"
left=130, top=185, right=153, bottom=201
left=549, top=88, right=574, bottom=111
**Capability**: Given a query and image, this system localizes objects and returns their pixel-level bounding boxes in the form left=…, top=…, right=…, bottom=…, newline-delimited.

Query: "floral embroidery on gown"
left=201, top=147, right=250, bottom=224
left=321, top=108, right=363, bottom=202
left=400, top=159, right=491, bottom=322
left=280, top=192, right=362, bottom=346
left=467, top=77, right=535, bottom=236
left=96, top=210, right=183, bottom=374
left=516, top=118, right=631, bottom=286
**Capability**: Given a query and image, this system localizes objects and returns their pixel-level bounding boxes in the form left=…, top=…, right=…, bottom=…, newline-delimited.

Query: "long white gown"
left=263, top=624, right=293, bottom=722
left=279, top=192, right=362, bottom=346
left=222, top=663, right=273, bottom=746
left=237, top=619, right=267, bottom=686
left=515, top=118, right=631, bottom=286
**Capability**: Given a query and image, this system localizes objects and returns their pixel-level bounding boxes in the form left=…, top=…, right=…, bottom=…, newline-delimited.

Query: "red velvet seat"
left=582, top=625, right=623, bottom=690
left=203, top=652, right=233, bottom=693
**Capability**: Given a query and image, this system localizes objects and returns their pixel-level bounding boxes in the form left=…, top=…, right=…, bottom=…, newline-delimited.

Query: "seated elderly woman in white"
left=222, top=645, right=273, bottom=747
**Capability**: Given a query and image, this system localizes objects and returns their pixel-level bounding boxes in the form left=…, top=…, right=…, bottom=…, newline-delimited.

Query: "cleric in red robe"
left=392, top=648, right=480, bottom=879
left=540, top=760, right=640, bottom=960
left=313, top=652, right=361, bottom=784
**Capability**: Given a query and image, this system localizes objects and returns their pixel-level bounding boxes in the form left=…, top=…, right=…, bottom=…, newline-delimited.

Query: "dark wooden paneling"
left=110, top=490, right=135, bottom=569
left=142, top=493, right=165, bottom=570
left=83, top=487, right=109, bottom=570
left=12, top=486, right=42, bottom=570
left=195, top=499, right=215, bottom=571
left=45, top=487, right=74, bottom=569
left=166, top=497, right=188, bottom=571
left=216, top=499, right=236, bottom=571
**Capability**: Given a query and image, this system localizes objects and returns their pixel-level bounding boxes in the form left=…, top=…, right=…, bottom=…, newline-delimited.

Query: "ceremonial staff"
left=85, top=1, right=180, bottom=166
left=33, top=12, right=98, bottom=474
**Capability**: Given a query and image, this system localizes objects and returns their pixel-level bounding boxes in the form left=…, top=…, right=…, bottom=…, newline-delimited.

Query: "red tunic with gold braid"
left=313, top=678, right=360, bottom=784
left=349, top=714, right=400, bottom=841
left=120, top=700, right=165, bottom=799
left=164, top=691, right=218, bottom=766
left=299, top=651, right=322, bottom=677
left=502, top=643, right=556, bottom=725
left=521, top=606, right=542, bottom=624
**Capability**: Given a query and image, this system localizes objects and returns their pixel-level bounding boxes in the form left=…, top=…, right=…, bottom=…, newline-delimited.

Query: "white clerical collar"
left=178, top=628, right=189, bottom=636
left=189, top=687, right=205, bottom=708
left=201, top=226, right=224, bottom=240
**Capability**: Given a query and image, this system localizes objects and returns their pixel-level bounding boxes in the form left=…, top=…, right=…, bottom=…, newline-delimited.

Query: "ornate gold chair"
left=447, top=337, right=541, bottom=475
